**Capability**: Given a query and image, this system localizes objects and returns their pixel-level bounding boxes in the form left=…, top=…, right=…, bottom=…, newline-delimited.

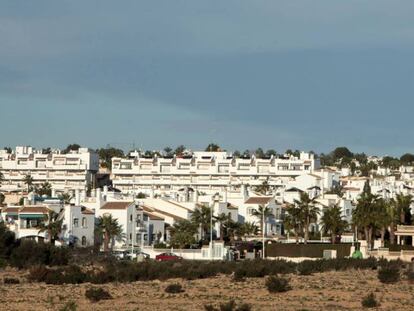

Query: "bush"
left=9, top=240, right=70, bottom=269
left=3, top=277, right=20, bottom=284
left=59, top=301, right=77, bottom=311
left=265, top=275, right=291, bottom=293
left=406, top=270, right=414, bottom=283
left=85, top=287, right=112, bottom=302
left=378, top=265, right=400, bottom=284
left=165, top=283, right=184, bottom=294
left=361, top=293, right=379, bottom=308
left=204, top=300, right=251, bottom=311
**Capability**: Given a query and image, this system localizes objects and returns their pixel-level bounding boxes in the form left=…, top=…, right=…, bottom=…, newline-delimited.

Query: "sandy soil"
left=0, top=269, right=413, bottom=311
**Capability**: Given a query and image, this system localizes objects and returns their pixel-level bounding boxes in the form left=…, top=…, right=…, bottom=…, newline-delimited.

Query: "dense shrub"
left=361, top=293, right=379, bottom=308
left=265, top=275, right=291, bottom=293
left=406, top=270, right=414, bottom=283
left=204, top=300, right=251, bottom=311
left=28, top=265, right=86, bottom=284
left=3, top=277, right=20, bottom=284
left=377, top=264, right=400, bottom=284
left=165, top=283, right=184, bottom=294
left=85, top=287, right=112, bottom=302
left=9, top=240, right=69, bottom=269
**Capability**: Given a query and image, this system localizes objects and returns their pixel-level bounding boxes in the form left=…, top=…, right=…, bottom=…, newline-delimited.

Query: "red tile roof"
left=244, top=197, right=273, bottom=205
left=100, top=201, right=133, bottom=210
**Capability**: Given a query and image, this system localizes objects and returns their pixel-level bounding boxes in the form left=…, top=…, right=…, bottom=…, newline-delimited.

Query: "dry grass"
left=0, top=268, right=413, bottom=310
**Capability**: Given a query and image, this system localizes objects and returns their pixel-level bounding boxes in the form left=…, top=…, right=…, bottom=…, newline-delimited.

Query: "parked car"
left=112, top=250, right=131, bottom=260
left=155, top=252, right=183, bottom=261
left=131, top=251, right=150, bottom=260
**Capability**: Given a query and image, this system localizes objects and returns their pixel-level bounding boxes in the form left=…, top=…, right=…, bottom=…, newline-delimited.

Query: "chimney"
left=23, top=197, right=29, bottom=206
left=81, top=190, right=86, bottom=202
left=75, top=189, right=80, bottom=206
left=96, top=188, right=102, bottom=206
left=223, top=187, right=228, bottom=203
left=194, top=187, right=199, bottom=203
left=103, top=185, right=108, bottom=197
left=51, top=188, right=56, bottom=198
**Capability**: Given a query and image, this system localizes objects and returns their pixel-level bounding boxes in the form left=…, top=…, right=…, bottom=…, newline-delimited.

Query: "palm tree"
left=237, top=221, right=258, bottom=240
left=254, top=180, right=270, bottom=195
left=352, top=191, right=379, bottom=249
left=23, top=174, right=34, bottom=192
left=38, top=210, right=63, bottom=245
left=295, top=193, right=319, bottom=244
left=320, top=204, right=348, bottom=244
left=252, top=205, right=274, bottom=237
left=36, top=182, right=52, bottom=196
left=375, top=198, right=393, bottom=247
left=58, top=193, right=72, bottom=204
left=169, top=219, right=197, bottom=248
left=394, top=193, right=412, bottom=225
left=96, top=215, right=123, bottom=252
left=191, top=204, right=214, bottom=241
left=214, top=213, right=230, bottom=241
left=284, top=203, right=302, bottom=243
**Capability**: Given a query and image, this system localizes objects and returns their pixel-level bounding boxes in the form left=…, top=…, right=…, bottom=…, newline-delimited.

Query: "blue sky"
left=1, top=1, right=414, bottom=155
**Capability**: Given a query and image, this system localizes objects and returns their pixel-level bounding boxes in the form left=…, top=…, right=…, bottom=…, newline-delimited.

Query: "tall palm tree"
left=191, top=204, right=214, bottom=240
left=352, top=191, right=379, bottom=249
left=375, top=198, right=392, bottom=247
left=38, top=210, right=63, bottom=245
left=394, top=193, right=412, bottom=225
left=284, top=203, right=302, bottom=243
left=252, top=205, right=274, bottom=237
left=23, top=174, right=34, bottom=192
left=96, top=215, right=123, bottom=252
left=295, top=193, right=319, bottom=244
left=320, top=204, right=348, bottom=244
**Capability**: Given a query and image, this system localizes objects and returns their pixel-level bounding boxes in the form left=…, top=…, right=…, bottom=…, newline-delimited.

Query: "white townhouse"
left=111, top=151, right=319, bottom=197
left=96, top=201, right=137, bottom=250
left=61, top=205, right=95, bottom=247
left=0, top=146, right=99, bottom=194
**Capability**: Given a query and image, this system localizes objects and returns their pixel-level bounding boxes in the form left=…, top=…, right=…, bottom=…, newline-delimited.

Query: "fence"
left=266, top=243, right=355, bottom=259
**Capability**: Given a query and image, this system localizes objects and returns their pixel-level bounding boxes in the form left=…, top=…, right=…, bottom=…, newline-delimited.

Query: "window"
left=82, top=217, right=87, bottom=228
left=81, top=236, right=86, bottom=246
left=73, top=218, right=79, bottom=227
left=130, top=214, right=133, bottom=222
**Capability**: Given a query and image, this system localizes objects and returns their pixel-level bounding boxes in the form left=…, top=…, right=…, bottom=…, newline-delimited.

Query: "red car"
left=155, top=252, right=183, bottom=262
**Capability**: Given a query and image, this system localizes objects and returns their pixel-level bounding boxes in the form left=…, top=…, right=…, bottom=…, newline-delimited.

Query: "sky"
left=1, top=1, right=414, bottom=155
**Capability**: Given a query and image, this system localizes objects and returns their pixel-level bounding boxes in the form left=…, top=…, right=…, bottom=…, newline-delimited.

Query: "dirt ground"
left=0, top=268, right=413, bottom=311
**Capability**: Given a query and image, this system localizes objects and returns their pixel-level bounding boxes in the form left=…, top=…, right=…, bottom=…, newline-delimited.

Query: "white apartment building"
left=111, top=151, right=319, bottom=197
left=0, top=146, right=99, bottom=194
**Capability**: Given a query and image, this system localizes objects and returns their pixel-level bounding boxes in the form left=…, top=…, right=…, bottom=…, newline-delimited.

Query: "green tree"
left=320, top=205, right=348, bottom=243
left=331, top=147, right=353, bottom=162
left=0, top=193, right=5, bottom=205
left=63, top=144, right=81, bottom=154
left=284, top=204, right=302, bottom=243
left=191, top=204, right=214, bottom=241
left=96, top=215, right=123, bottom=252
left=58, top=193, right=72, bottom=204
left=205, top=143, right=221, bottom=152
left=38, top=210, right=63, bottom=245
left=36, top=182, right=52, bottom=197
left=265, top=149, right=277, bottom=157
left=174, top=145, right=186, bottom=156
left=237, top=221, right=258, bottom=240
left=23, top=174, right=34, bottom=192
left=251, top=205, right=274, bottom=237
left=214, top=213, right=230, bottom=241
left=400, top=153, right=414, bottom=165
left=0, top=171, right=4, bottom=186
left=394, top=193, right=412, bottom=225
left=255, top=148, right=265, bottom=158
left=254, top=180, right=270, bottom=195
left=163, top=147, right=173, bottom=157
left=97, top=147, right=124, bottom=168
left=294, top=193, right=319, bottom=244
left=232, top=150, right=241, bottom=158
left=169, top=220, right=197, bottom=248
